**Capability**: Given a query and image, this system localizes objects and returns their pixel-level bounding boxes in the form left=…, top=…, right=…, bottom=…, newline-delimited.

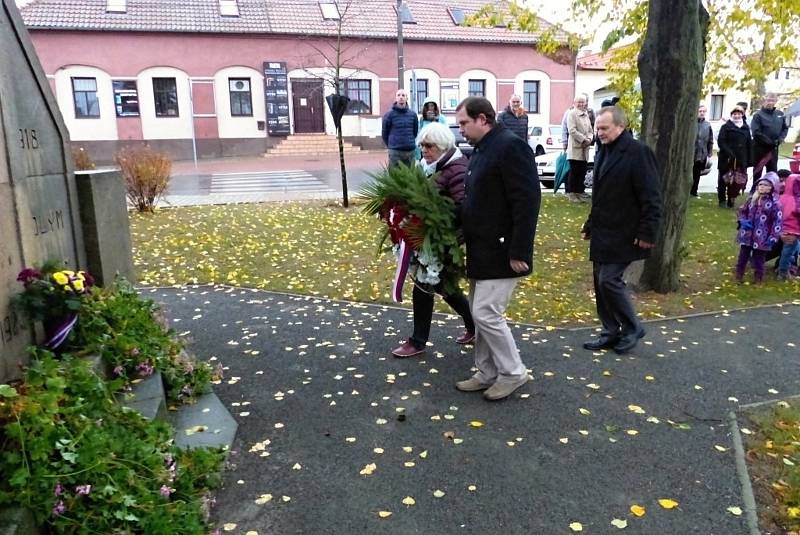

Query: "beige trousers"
left=468, top=278, right=527, bottom=384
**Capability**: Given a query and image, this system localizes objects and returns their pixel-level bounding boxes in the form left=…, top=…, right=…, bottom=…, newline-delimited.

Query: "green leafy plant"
left=115, top=145, right=171, bottom=213
left=0, top=350, right=224, bottom=534
left=75, top=279, right=215, bottom=403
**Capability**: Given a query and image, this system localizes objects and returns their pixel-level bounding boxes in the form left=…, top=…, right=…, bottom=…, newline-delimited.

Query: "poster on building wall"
left=263, top=61, right=290, bottom=136
left=440, top=82, right=460, bottom=111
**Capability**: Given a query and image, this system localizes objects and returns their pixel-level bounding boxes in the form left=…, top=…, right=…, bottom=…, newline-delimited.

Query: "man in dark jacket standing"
left=581, top=106, right=662, bottom=355
left=690, top=104, right=714, bottom=197
left=454, top=96, right=540, bottom=401
left=382, top=89, right=419, bottom=168
left=751, top=93, right=788, bottom=183
left=497, top=94, right=529, bottom=141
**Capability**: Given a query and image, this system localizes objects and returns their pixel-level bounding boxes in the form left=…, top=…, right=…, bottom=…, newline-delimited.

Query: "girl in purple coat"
left=735, top=172, right=783, bottom=282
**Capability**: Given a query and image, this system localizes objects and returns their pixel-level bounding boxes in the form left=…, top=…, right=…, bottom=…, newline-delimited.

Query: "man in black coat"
left=497, top=94, right=529, bottom=141
left=454, top=96, right=540, bottom=400
left=581, top=106, right=662, bottom=355
left=751, top=92, right=788, bottom=184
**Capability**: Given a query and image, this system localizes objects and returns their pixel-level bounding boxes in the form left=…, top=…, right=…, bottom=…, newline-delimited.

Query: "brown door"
left=291, top=79, right=325, bottom=133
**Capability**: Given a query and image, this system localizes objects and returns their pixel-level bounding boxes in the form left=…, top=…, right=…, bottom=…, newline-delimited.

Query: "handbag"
left=723, top=159, right=747, bottom=186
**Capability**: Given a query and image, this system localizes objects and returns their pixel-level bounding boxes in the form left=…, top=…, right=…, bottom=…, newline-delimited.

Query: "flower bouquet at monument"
left=13, top=260, right=94, bottom=350
left=360, top=163, right=465, bottom=302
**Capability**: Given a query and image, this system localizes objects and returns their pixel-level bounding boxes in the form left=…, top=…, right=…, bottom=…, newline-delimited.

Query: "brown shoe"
left=391, top=340, right=424, bottom=358
left=455, top=377, right=491, bottom=392
left=483, top=375, right=531, bottom=401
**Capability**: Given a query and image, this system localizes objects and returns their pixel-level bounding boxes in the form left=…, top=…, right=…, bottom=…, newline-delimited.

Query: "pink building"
left=21, top=0, right=576, bottom=161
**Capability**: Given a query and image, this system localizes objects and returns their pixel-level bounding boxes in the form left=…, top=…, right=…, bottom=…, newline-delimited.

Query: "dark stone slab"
left=118, top=371, right=166, bottom=422
left=0, top=506, right=40, bottom=535
left=169, top=391, right=238, bottom=451
left=75, top=169, right=134, bottom=286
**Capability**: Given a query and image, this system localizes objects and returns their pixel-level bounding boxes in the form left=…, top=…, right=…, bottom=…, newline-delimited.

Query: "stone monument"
left=0, top=0, right=133, bottom=382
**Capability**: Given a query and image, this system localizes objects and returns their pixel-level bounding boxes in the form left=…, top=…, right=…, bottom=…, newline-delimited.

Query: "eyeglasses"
left=419, top=142, right=436, bottom=149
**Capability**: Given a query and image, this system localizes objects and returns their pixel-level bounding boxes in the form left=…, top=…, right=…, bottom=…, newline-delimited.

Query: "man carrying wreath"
left=454, top=97, right=541, bottom=401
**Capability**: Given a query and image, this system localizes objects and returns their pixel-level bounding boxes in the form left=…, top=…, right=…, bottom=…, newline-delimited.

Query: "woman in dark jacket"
left=717, top=105, right=752, bottom=208
left=391, top=122, right=475, bottom=358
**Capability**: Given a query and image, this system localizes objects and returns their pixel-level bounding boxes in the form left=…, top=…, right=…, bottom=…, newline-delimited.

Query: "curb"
left=728, top=410, right=761, bottom=535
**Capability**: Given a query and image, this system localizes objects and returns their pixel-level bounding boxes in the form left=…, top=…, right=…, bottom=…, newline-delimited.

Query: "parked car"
left=536, top=148, right=711, bottom=189
left=449, top=125, right=474, bottom=157
left=528, top=124, right=563, bottom=156
left=536, top=149, right=594, bottom=189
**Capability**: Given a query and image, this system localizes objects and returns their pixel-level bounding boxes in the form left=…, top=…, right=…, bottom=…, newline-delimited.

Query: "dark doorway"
left=291, top=79, right=325, bottom=133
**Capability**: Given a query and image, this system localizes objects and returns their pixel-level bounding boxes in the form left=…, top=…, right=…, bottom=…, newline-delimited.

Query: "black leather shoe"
left=613, top=328, right=646, bottom=354
left=583, top=335, right=619, bottom=351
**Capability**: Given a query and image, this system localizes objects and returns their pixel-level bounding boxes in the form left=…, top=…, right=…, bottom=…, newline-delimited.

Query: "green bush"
left=75, top=279, right=215, bottom=403
left=0, top=350, right=224, bottom=534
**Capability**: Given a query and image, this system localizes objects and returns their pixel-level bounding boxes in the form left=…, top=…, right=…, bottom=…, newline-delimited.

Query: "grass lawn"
left=130, top=194, right=799, bottom=326
left=780, top=141, right=797, bottom=159
left=745, top=403, right=800, bottom=534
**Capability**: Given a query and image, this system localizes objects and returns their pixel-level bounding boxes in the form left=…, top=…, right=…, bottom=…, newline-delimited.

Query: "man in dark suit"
left=454, top=97, right=540, bottom=400
left=581, top=106, right=662, bottom=355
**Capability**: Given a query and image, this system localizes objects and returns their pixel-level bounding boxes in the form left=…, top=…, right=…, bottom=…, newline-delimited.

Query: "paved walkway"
left=147, top=285, right=800, bottom=534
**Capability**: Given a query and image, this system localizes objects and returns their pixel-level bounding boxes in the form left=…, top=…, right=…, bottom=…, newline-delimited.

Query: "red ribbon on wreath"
left=381, top=200, right=423, bottom=303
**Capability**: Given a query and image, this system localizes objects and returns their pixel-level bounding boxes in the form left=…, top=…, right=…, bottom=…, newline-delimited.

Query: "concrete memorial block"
left=0, top=0, right=86, bottom=382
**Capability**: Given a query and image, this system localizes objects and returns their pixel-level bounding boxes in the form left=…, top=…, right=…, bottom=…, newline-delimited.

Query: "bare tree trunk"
left=637, top=0, right=709, bottom=293
left=337, top=125, right=349, bottom=207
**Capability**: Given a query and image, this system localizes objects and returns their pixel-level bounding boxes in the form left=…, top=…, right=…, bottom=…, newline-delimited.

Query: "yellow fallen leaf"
left=467, top=484, right=477, bottom=491
left=292, top=463, right=302, bottom=470
left=223, top=524, right=237, bottom=532
left=630, top=504, right=646, bottom=517
left=628, top=405, right=646, bottom=414
left=658, top=498, right=679, bottom=509
left=404, top=461, right=415, bottom=467
left=281, top=496, right=291, bottom=502
left=402, top=496, right=415, bottom=506
left=433, top=489, right=445, bottom=498
left=402, top=446, right=413, bottom=453
left=185, top=425, right=208, bottom=436
left=254, top=494, right=273, bottom=504
left=626, top=429, right=639, bottom=436
left=559, top=437, right=569, bottom=444
left=787, top=506, right=800, bottom=518
left=727, top=506, right=742, bottom=516
left=359, top=463, right=377, bottom=476
left=579, top=408, right=591, bottom=415
left=419, top=450, right=428, bottom=458
left=378, top=511, right=392, bottom=518
left=714, top=445, right=728, bottom=452
left=374, top=448, right=384, bottom=454
left=611, top=518, right=628, bottom=529
left=569, top=522, right=583, bottom=532
left=453, top=438, right=464, bottom=444
left=469, top=420, right=484, bottom=428
left=245, top=531, right=258, bottom=535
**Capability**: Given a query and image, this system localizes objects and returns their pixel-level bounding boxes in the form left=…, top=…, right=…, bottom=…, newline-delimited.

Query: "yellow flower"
left=72, top=280, right=84, bottom=292
left=77, top=271, right=86, bottom=281
left=52, top=272, right=69, bottom=285
left=63, top=270, right=75, bottom=277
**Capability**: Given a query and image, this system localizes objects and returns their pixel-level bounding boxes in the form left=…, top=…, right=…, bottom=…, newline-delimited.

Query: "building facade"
left=21, top=0, right=576, bottom=162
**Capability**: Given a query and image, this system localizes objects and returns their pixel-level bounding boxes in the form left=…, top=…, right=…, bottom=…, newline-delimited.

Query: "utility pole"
left=396, top=0, right=404, bottom=89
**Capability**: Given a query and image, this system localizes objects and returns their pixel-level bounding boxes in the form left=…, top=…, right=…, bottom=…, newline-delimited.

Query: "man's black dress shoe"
left=613, top=328, right=646, bottom=354
left=583, top=335, right=619, bottom=351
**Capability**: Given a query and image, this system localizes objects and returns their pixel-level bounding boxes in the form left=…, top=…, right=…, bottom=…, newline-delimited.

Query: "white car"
left=536, top=148, right=595, bottom=190
left=528, top=124, right=563, bottom=156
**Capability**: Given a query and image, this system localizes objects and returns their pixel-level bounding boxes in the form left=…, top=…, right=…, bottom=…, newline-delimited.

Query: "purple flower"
left=159, top=485, right=174, bottom=497
left=52, top=500, right=65, bottom=516
left=16, top=268, right=41, bottom=284
left=129, top=347, right=140, bottom=357
left=53, top=483, right=64, bottom=497
left=75, top=484, right=92, bottom=496
left=136, top=361, right=154, bottom=377
left=113, top=366, right=125, bottom=377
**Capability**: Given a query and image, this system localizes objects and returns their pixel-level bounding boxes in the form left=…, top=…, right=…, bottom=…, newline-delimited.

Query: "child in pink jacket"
left=778, top=173, right=800, bottom=279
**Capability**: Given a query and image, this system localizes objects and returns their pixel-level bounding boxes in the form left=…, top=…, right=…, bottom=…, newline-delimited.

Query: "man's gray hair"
left=597, top=105, right=627, bottom=127
left=416, top=122, right=455, bottom=152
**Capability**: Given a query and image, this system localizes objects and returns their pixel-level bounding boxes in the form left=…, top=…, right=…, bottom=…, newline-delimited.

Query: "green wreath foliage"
left=360, top=163, right=465, bottom=294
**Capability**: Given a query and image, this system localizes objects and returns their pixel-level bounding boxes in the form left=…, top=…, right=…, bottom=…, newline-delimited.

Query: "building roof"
left=576, top=44, right=636, bottom=71
left=20, top=0, right=569, bottom=45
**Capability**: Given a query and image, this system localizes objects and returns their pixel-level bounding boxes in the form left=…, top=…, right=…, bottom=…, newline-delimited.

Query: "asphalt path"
left=146, top=285, right=800, bottom=535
